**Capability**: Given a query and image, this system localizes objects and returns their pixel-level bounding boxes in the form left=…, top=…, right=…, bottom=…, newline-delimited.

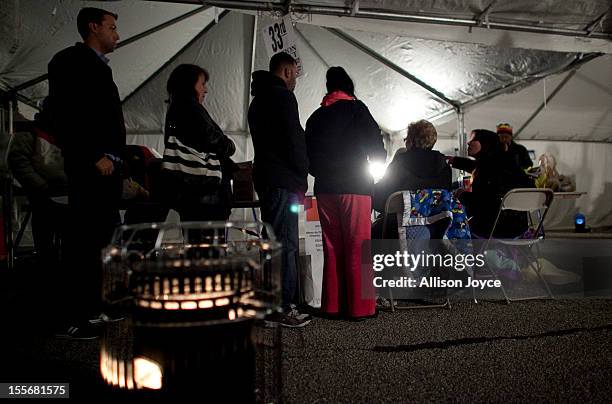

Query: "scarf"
left=321, top=90, right=355, bottom=107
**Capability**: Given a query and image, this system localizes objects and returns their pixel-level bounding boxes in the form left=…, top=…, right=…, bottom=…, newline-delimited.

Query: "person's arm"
left=199, top=106, right=236, bottom=158
left=356, top=101, right=386, bottom=162
left=518, top=145, right=533, bottom=170
left=449, top=156, right=476, bottom=173
left=280, top=91, right=308, bottom=178
left=182, top=103, right=236, bottom=159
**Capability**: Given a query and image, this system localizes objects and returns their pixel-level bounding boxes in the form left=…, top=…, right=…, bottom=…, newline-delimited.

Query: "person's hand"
left=95, top=156, right=114, bottom=176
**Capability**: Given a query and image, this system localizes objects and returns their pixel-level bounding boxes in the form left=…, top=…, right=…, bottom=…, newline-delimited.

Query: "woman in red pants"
left=305, top=67, right=386, bottom=320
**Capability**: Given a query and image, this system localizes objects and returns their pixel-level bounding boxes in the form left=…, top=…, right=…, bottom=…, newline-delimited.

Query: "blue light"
left=574, top=213, right=586, bottom=232
left=290, top=204, right=300, bottom=214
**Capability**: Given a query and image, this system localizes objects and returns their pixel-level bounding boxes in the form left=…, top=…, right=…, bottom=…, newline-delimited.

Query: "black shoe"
left=88, top=312, right=126, bottom=325
left=55, top=323, right=101, bottom=340
left=265, top=309, right=312, bottom=328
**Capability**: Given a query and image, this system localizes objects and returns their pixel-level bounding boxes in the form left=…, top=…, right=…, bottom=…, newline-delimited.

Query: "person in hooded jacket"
left=372, top=119, right=451, bottom=238
left=449, top=129, right=534, bottom=238
left=305, top=66, right=386, bottom=320
left=248, top=52, right=311, bottom=327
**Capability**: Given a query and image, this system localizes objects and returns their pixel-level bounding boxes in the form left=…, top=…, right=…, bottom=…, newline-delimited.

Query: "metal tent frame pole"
left=183, top=1, right=612, bottom=40
left=324, top=27, right=459, bottom=109
left=426, top=53, right=602, bottom=124
left=122, top=10, right=229, bottom=105
left=585, top=8, right=611, bottom=36
left=457, top=108, right=466, bottom=156
left=245, top=14, right=258, bottom=134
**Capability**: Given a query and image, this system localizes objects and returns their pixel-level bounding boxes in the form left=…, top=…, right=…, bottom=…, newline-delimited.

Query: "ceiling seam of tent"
left=455, top=53, right=602, bottom=112
left=192, top=1, right=612, bottom=40
left=294, top=27, right=330, bottom=68
left=514, top=70, right=577, bottom=140
left=585, top=8, right=611, bottom=36
left=121, top=10, right=230, bottom=106
left=114, top=4, right=211, bottom=49
left=475, top=0, right=500, bottom=28
left=244, top=14, right=257, bottom=132
left=0, top=88, right=39, bottom=111
left=400, top=52, right=602, bottom=139
left=10, top=5, right=213, bottom=95
left=324, top=27, right=459, bottom=109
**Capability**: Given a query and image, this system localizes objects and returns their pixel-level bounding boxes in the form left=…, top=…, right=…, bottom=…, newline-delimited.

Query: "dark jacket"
left=454, top=153, right=535, bottom=238
left=48, top=43, right=125, bottom=175
left=161, top=96, right=236, bottom=205
left=508, top=141, right=533, bottom=170
left=247, top=71, right=308, bottom=194
left=305, top=99, right=385, bottom=195
left=373, top=148, right=451, bottom=212
left=9, top=128, right=67, bottom=197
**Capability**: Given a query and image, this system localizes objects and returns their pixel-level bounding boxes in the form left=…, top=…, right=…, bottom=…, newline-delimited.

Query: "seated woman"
left=450, top=129, right=534, bottom=238
left=372, top=119, right=451, bottom=238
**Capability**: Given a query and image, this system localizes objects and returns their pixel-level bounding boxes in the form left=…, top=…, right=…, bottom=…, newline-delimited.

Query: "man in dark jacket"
left=497, top=123, right=533, bottom=170
left=248, top=52, right=310, bottom=327
left=48, top=7, right=125, bottom=339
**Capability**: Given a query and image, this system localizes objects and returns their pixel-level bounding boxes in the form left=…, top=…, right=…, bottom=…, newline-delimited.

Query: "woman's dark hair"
left=471, top=129, right=503, bottom=158
left=326, top=66, right=354, bottom=96
left=166, top=64, right=209, bottom=102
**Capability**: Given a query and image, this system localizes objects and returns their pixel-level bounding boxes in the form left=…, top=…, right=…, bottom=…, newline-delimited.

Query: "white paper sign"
left=261, top=15, right=304, bottom=76
left=302, top=197, right=323, bottom=307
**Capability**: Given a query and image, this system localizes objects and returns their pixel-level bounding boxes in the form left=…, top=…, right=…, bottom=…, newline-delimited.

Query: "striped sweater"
left=162, top=97, right=235, bottom=184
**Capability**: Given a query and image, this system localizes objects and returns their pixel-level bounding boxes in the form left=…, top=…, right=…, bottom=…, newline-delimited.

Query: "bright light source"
left=574, top=213, right=587, bottom=233
left=289, top=204, right=300, bottom=214
left=368, top=161, right=387, bottom=183
left=134, top=357, right=163, bottom=390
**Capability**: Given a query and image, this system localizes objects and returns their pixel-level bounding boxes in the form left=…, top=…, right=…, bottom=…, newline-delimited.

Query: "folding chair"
left=478, top=188, right=554, bottom=304
left=381, top=190, right=452, bottom=311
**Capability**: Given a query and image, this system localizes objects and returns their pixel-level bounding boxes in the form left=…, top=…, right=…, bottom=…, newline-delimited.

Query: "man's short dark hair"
left=77, top=7, right=118, bottom=40
left=269, top=52, right=296, bottom=74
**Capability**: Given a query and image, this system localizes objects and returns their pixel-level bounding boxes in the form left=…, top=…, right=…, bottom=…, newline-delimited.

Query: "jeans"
left=258, top=187, right=299, bottom=310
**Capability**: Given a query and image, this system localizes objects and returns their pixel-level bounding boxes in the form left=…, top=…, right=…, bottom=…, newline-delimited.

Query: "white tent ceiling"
left=1, top=0, right=610, bottom=143
left=0, top=0, right=610, bottom=228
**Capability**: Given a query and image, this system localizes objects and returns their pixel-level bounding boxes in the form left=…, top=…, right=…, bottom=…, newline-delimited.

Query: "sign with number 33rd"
left=261, top=15, right=304, bottom=76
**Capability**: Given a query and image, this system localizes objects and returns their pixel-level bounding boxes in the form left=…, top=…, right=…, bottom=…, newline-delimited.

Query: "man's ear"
left=281, top=66, right=290, bottom=79
left=88, top=22, right=98, bottom=35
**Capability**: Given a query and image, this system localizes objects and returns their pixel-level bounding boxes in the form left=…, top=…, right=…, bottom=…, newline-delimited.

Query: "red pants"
left=317, top=194, right=375, bottom=317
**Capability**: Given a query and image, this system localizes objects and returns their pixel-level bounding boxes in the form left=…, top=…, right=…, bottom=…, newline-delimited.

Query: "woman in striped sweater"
left=161, top=64, right=236, bottom=226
